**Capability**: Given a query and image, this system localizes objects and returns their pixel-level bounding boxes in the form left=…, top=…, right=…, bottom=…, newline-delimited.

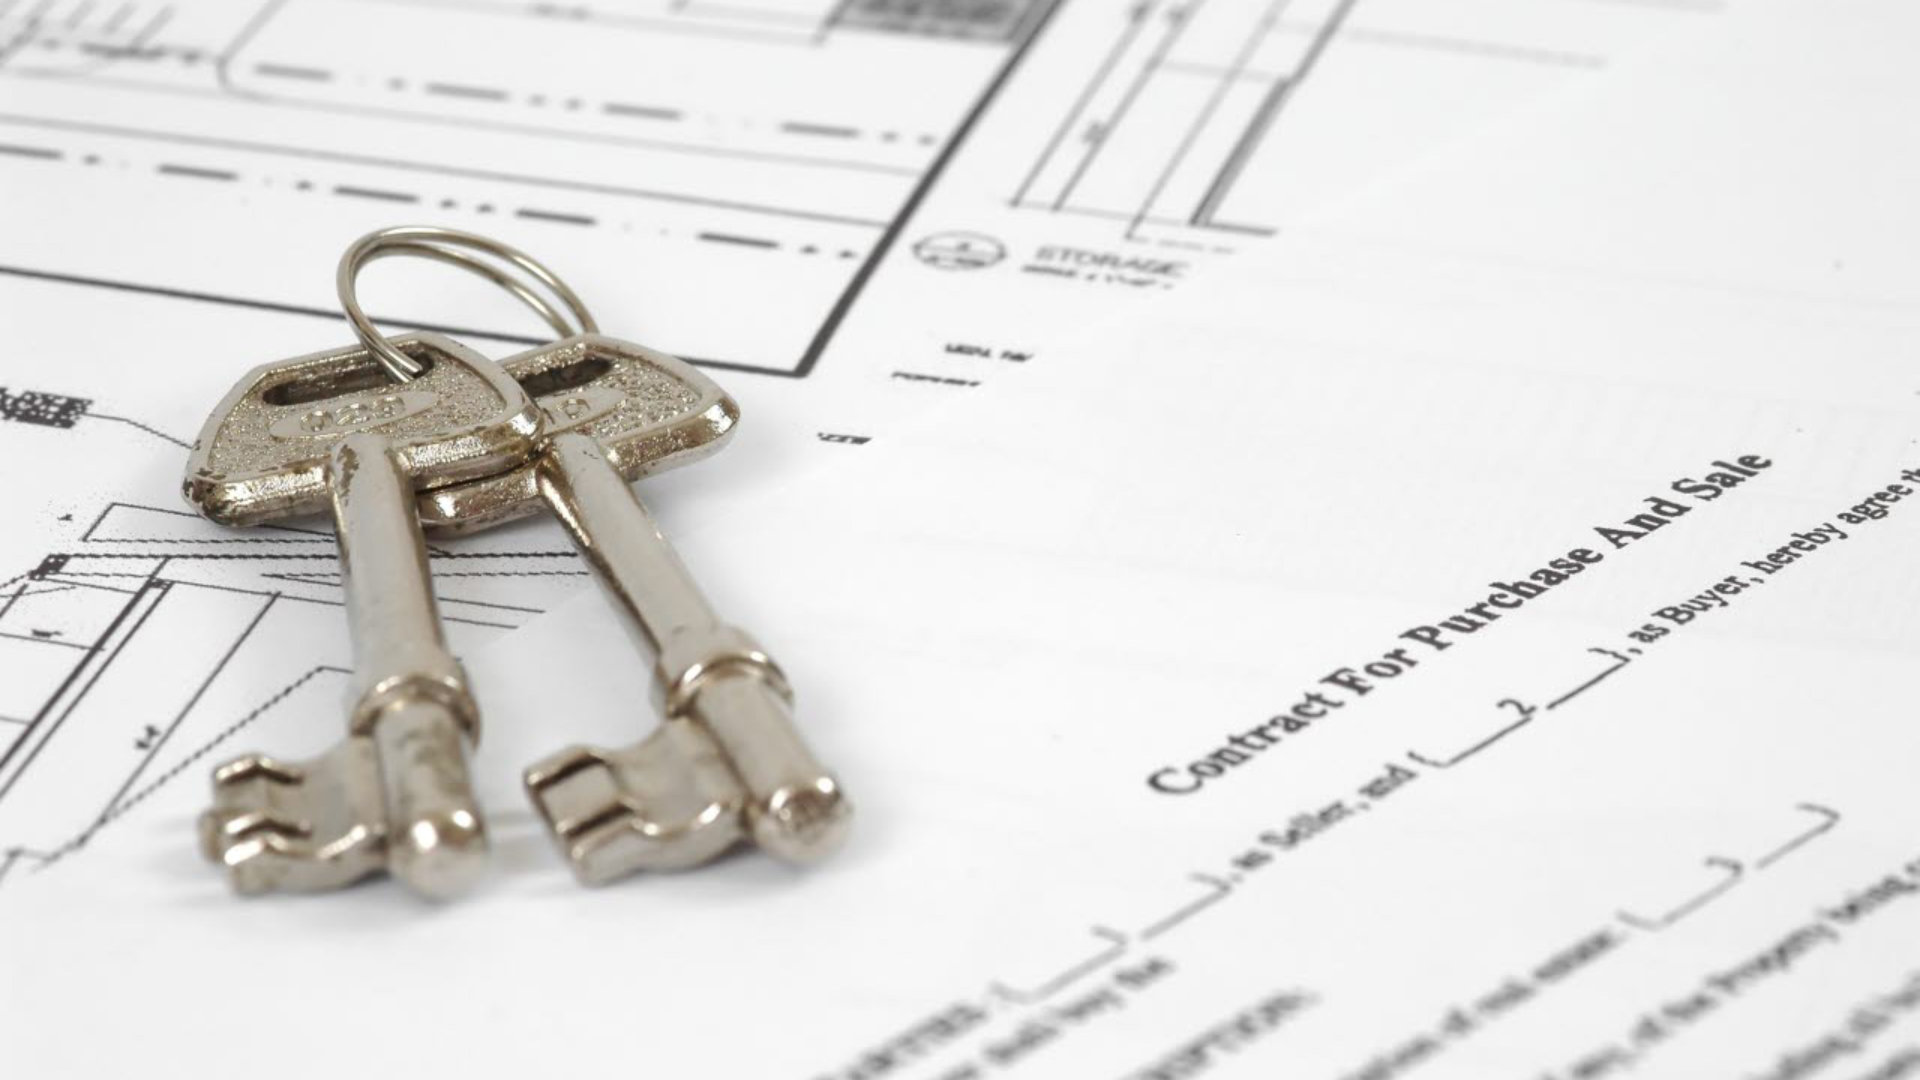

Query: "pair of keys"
left=185, top=227, right=849, bottom=899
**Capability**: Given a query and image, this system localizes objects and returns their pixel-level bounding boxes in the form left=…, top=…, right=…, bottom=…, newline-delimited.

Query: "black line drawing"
left=0, top=500, right=589, bottom=889
left=1012, top=0, right=1360, bottom=240
left=0, top=0, right=1068, bottom=378
left=83, top=411, right=191, bottom=448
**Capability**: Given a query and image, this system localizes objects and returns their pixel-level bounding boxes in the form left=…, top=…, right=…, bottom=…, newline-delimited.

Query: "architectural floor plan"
left=0, top=0, right=1717, bottom=888
left=1, top=0, right=1698, bottom=373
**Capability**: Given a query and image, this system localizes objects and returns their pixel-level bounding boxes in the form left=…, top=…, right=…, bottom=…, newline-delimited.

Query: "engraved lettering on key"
left=419, top=334, right=852, bottom=885
left=269, top=389, right=440, bottom=440
left=185, top=333, right=541, bottom=898
left=551, top=386, right=622, bottom=424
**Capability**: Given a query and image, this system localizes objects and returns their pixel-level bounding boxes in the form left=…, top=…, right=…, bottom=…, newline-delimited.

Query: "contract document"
left=6, top=214, right=1920, bottom=1079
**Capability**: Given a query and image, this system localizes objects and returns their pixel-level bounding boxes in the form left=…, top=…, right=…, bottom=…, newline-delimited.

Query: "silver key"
left=184, top=332, right=542, bottom=898
left=419, top=334, right=852, bottom=885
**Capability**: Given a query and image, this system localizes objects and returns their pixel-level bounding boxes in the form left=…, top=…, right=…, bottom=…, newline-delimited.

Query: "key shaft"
left=188, top=332, right=534, bottom=899
left=331, top=432, right=487, bottom=898
left=334, top=433, right=474, bottom=727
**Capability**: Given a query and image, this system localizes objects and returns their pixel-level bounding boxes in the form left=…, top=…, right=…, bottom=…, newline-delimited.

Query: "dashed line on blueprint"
left=0, top=145, right=867, bottom=260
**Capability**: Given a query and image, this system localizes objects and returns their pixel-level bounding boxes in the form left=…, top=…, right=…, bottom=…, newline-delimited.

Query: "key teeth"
left=200, top=739, right=388, bottom=895
left=523, top=729, right=748, bottom=886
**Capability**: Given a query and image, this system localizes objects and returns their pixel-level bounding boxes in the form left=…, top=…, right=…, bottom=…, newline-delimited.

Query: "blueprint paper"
left=0, top=0, right=1713, bottom=897
left=0, top=0, right=1707, bottom=394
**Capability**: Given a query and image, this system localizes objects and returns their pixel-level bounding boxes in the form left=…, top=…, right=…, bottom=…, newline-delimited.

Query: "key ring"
left=337, top=225, right=601, bottom=383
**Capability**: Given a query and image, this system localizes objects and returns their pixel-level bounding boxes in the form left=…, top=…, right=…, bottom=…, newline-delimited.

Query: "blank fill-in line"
left=0, top=143, right=61, bottom=160
left=253, top=62, right=333, bottom=82
left=156, top=163, right=236, bottom=181
left=333, top=184, right=419, bottom=203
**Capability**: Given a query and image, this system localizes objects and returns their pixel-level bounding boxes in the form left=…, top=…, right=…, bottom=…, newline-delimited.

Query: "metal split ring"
left=336, top=225, right=601, bottom=382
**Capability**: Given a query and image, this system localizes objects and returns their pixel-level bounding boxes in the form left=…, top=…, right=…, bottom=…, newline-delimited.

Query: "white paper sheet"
left=8, top=133, right=1920, bottom=1080
left=3, top=231, right=1920, bottom=1068
left=1300, top=0, right=1920, bottom=311
left=8, top=2, right=1920, bottom=1077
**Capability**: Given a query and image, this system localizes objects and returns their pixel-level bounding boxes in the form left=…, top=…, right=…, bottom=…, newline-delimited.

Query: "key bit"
left=199, top=745, right=384, bottom=895
left=525, top=719, right=746, bottom=884
left=420, top=335, right=851, bottom=883
left=186, top=333, right=540, bottom=898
